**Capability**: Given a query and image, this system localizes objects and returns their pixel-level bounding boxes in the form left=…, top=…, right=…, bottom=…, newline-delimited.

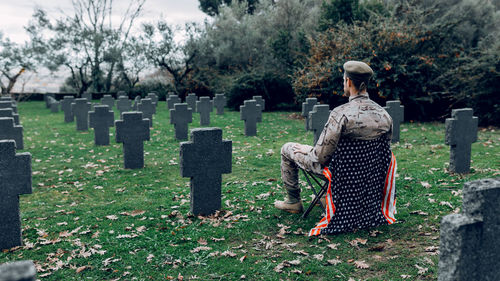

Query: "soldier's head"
left=343, top=61, right=373, bottom=97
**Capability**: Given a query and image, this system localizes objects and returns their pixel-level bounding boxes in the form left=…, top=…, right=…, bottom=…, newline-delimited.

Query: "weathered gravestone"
left=384, top=100, right=404, bottom=143
left=309, top=104, right=330, bottom=145
left=167, top=94, right=181, bottom=110
left=0, top=108, right=20, bottom=125
left=438, top=178, right=500, bottom=281
left=186, top=93, right=197, bottom=111
left=196, top=97, right=213, bottom=126
left=44, top=93, right=55, bottom=108
left=0, top=140, right=31, bottom=250
left=132, top=96, right=141, bottom=111
left=240, top=100, right=262, bottom=136
left=115, top=112, right=150, bottom=169
left=137, top=98, right=156, bottom=128
left=117, top=91, right=127, bottom=97
left=445, top=108, right=478, bottom=174
left=61, top=96, right=75, bottom=123
left=170, top=103, right=193, bottom=141
left=302, top=98, right=317, bottom=131
left=82, top=92, right=92, bottom=101
left=101, top=94, right=115, bottom=109
left=116, top=96, right=132, bottom=116
left=0, top=118, right=23, bottom=150
left=0, top=260, right=36, bottom=281
left=48, top=97, right=60, bottom=113
left=146, top=93, right=158, bottom=107
left=89, top=105, right=115, bottom=146
left=213, top=94, right=227, bottom=115
left=180, top=128, right=232, bottom=215
left=0, top=101, right=18, bottom=114
left=252, top=96, right=265, bottom=112
left=71, top=98, right=92, bottom=131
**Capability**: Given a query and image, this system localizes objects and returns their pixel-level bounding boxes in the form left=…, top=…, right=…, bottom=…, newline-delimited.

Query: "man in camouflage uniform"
left=275, top=61, right=393, bottom=213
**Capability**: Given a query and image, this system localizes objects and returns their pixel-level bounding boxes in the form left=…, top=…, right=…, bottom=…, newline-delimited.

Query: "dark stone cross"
left=384, top=100, right=404, bottom=143
left=82, top=92, right=92, bottom=101
left=0, top=260, right=37, bottom=281
left=302, top=98, right=317, bottom=131
left=240, top=99, right=262, bottom=136
left=186, top=93, right=197, bottom=111
left=180, top=128, right=232, bottom=215
left=117, top=91, right=127, bottom=97
left=213, top=94, right=227, bottom=115
left=0, top=108, right=20, bottom=125
left=252, top=95, right=265, bottom=112
left=0, top=101, right=18, bottom=114
left=146, top=93, right=158, bottom=107
left=0, top=140, right=31, bottom=250
left=170, top=103, right=193, bottom=140
left=137, top=98, right=156, bottom=128
left=0, top=117, right=23, bottom=150
left=439, top=178, right=500, bottom=281
left=89, top=105, right=115, bottom=146
left=61, top=96, right=75, bottom=123
left=196, top=97, right=213, bottom=126
left=309, top=104, right=330, bottom=145
left=445, top=108, right=478, bottom=174
left=44, top=93, right=54, bottom=108
left=101, top=95, right=115, bottom=109
left=117, top=96, right=132, bottom=116
left=49, top=98, right=60, bottom=113
left=132, top=96, right=141, bottom=111
left=71, top=98, right=92, bottom=131
left=167, top=94, right=181, bottom=110
left=115, top=112, right=150, bottom=169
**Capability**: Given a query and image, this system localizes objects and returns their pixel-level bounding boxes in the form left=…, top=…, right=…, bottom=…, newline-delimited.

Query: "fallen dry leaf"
left=105, top=215, right=118, bottom=220
left=327, top=243, right=339, bottom=250
left=415, top=264, right=428, bottom=274
left=76, top=266, right=87, bottom=273
left=190, top=246, right=211, bottom=253
left=354, top=260, right=370, bottom=269
left=327, top=259, right=341, bottom=265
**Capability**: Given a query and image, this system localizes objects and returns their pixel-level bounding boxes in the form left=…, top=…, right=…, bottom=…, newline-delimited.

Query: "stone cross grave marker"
left=0, top=108, right=20, bottom=125
left=89, top=105, right=115, bottom=146
left=213, top=94, right=227, bottom=115
left=0, top=101, right=18, bottom=114
left=240, top=99, right=262, bottom=136
left=0, top=118, right=23, bottom=150
left=146, top=93, right=158, bottom=107
left=167, top=94, right=181, bottom=110
left=101, top=94, right=115, bottom=109
left=115, top=112, right=150, bottom=169
left=82, top=92, right=92, bottom=101
left=117, top=91, right=127, bottom=97
left=186, top=93, right=197, bottom=111
left=384, top=100, right=404, bottom=143
left=0, top=140, right=31, bottom=250
left=116, top=96, right=132, bottom=116
left=61, top=96, right=75, bottom=123
left=180, top=128, right=232, bottom=215
left=302, top=98, right=317, bottom=131
left=170, top=103, right=193, bottom=140
left=252, top=95, right=265, bottom=112
left=137, top=98, right=156, bottom=128
left=71, top=98, right=92, bottom=131
left=49, top=97, right=60, bottom=113
left=309, top=104, right=330, bottom=145
left=438, top=178, right=500, bottom=281
left=44, top=93, right=54, bottom=108
left=132, top=96, right=141, bottom=111
left=445, top=108, right=478, bottom=174
left=196, top=97, right=213, bottom=126
left=0, top=260, right=37, bottom=281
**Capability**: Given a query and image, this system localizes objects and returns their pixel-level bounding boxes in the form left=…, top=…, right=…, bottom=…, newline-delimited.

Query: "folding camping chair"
left=300, top=168, right=328, bottom=219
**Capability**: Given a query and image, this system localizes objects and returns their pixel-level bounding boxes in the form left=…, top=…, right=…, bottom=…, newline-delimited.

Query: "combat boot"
left=274, top=199, right=303, bottom=214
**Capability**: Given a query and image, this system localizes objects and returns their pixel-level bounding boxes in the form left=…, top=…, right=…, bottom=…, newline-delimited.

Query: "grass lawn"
left=1, top=100, right=499, bottom=280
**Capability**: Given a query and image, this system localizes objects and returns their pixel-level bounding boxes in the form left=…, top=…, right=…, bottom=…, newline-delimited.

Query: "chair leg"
left=301, top=169, right=328, bottom=219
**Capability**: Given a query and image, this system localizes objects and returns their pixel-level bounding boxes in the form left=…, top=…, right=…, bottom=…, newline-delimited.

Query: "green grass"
left=1, top=101, right=499, bottom=280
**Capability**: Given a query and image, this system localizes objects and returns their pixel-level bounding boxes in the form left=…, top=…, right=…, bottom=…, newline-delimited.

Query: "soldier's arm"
left=310, top=110, right=346, bottom=166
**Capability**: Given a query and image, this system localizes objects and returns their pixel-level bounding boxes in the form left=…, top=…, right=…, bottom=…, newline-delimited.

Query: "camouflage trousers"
left=280, top=142, right=325, bottom=203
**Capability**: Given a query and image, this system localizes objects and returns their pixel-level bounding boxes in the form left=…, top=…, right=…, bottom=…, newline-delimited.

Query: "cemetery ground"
left=1, top=101, right=499, bottom=280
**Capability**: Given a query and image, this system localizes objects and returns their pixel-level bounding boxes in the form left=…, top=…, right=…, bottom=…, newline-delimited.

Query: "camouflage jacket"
left=310, top=93, right=393, bottom=166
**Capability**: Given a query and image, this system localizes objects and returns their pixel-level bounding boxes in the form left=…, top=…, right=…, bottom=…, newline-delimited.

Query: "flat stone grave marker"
left=445, top=108, right=478, bottom=174
left=132, top=96, right=141, bottom=111
left=309, top=104, right=330, bottom=145
left=0, top=108, right=20, bottom=125
left=101, top=94, right=115, bottom=109
left=180, top=128, right=232, bottom=215
left=0, top=101, right=18, bottom=114
left=0, top=118, right=23, bottom=150
left=71, top=98, right=92, bottom=131
left=146, top=93, right=158, bottom=107
left=0, top=260, right=36, bottom=281
left=302, top=98, right=317, bottom=131
left=137, top=98, right=156, bottom=128
left=438, top=178, right=500, bottom=281
left=116, top=96, right=132, bottom=116
left=89, top=105, right=115, bottom=146
left=170, top=103, right=193, bottom=140
left=384, top=100, right=404, bottom=143
left=252, top=95, right=265, bottom=112
left=167, top=94, right=181, bottom=110
left=82, top=92, right=92, bottom=101
left=196, top=97, right=213, bottom=126
left=186, top=93, right=197, bottom=111
left=240, top=99, right=262, bottom=136
left=0, top=140, right=31, bottom=250
left=213, top=94, right=227, bottom=115
left=61, top=96, right=75, bottom=123
left=44, top=93, right=54, bottom=108
left=115, top=112, right=150, bottom=169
